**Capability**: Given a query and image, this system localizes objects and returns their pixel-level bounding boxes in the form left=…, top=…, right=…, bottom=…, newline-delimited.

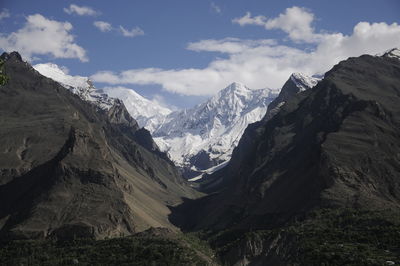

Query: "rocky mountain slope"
left=0, top=52, right=199, bottom=240
left=167, top=49, right=400, bottom=265
left=172, top=49, right=400, bottom=232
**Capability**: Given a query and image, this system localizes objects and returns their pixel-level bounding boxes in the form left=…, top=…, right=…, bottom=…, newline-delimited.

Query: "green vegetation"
left=0, top=59, right=8, bottom=86
left=201, top=209, right=400, bottom=265
left=0, top=211, right=398, bottom=266
left=296, top=209, right=400, bottom=265
left=0, top=234, right=211, bottom=266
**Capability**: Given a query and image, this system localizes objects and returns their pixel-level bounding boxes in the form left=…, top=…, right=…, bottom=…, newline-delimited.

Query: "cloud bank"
left=92, top=6, right=400, bottom=96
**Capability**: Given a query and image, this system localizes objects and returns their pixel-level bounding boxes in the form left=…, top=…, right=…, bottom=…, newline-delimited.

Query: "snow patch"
left=33, top=63, right=115, bottom=110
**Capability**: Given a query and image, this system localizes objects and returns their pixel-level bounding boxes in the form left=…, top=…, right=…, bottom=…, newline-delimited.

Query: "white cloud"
left=94, top=22, right=144, bottom=38
left=91, top=7, right=400, bottom=96
left=64, top=4, right=100, bottom=16
left=0, top=9, right=10, bottom=21
left=119, top=26, right=144, bottom=37
left=232, top=12, right=267, bottom=27
left=233, top=7, right=322, bottom=43
left=0, top=14, right=88, bottom=62
left=94, top=21, right=112, bottom=32
left=187, top=38, right=276, bottom=54
left=210, top=2, right=221, bottom=14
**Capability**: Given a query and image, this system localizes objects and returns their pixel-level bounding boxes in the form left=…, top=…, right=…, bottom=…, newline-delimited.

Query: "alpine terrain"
left=105, top=76, right=318, bottom=179
left=33, top=66, right=318, bottom=180
left=152, top=82, right=279, bottom=178
left=170, top=49, right=400, bottom=265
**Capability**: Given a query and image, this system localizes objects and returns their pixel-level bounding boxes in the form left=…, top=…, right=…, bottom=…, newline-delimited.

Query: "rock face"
left=172, top=52, right=400, bottom=232
left=0, top=52, right=198, bottom=240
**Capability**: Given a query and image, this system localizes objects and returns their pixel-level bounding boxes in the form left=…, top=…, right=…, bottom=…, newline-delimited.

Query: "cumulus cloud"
left=119, top=26, right=144, bottom=37
left=233, top=7, right=322, bottom=43
left=91, top=7, right=400, bottom=96
left=0, top=9, right=10, bottom=21
left=64, top=4, right=100, bottom=16
left=210, top=2, right=221, bottom=14
left=94, top=21, right=112, bottom=32
left=0, top=14, right=88, bottom=62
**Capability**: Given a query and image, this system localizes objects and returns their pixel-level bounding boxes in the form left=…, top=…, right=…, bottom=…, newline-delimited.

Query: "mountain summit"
left=152, top=82, right=278, bottom=177
left=103, top=87, right=172, bottom=132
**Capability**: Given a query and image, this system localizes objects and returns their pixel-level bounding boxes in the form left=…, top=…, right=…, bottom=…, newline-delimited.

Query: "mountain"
left=32, top=63, right=281, bottom=179
left=33, top=63, right=115, bottom=110
left=172, top=50, right=400, bottom=231
left=152, top=82, right=279, bottom=178
left=102, top=86, right=172, bottom=132
left=263, top=72, right=320, bottom=121
left=167, top=49, right=400, bottom=264
left=198, top=73, right=320, bottom=192
left=0, top=52, right=199, bottom=240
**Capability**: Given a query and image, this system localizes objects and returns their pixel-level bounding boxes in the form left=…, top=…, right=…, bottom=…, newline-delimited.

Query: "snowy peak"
left=103, top=86, right=172, bottom=130
left=34, top=63, right=89, bottom=91
left=382, top=48, right=400, bottom=60
left=152, top=83, right=278, bottom=177
left=217, top=82, right=249, bottom=96
left=33, top=63, right=115, bottom=110
left=290, top=72, right=319, bottom=91
left=263, top=72, right=320, bottom=121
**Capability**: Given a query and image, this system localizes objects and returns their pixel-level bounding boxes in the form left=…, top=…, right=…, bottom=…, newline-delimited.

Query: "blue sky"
left=1, top=0, right=400, bottom=108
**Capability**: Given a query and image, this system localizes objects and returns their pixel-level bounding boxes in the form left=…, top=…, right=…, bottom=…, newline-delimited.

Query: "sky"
left=1, top=0, right=400, bottom=109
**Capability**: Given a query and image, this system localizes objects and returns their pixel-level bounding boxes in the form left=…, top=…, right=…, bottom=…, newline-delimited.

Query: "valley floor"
left=1, top=208, right=399, bottom=266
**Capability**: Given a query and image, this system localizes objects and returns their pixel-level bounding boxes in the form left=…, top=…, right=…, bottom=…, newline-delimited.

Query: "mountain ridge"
left=170, top=52, right=400, bottom=233
left=0, top=51, right=199, bottom=240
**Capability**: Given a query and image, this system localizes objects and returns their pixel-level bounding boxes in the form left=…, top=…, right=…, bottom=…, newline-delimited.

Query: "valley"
left=1, top=47, right=400, bottom=265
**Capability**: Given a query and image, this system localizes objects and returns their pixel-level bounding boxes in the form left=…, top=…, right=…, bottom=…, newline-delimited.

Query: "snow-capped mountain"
left=103, top=87, right=172, bottom=130
left=290, top=72, right=320, bottom=92
left=264, top=73, right=320, bottom=121
left=33, top=63, right=115, bottom=110
left=33, top=62, right=319, bottom=179
left=382, top=48, right=400, bottom=60
left=152, top=82, right=279, bottom=177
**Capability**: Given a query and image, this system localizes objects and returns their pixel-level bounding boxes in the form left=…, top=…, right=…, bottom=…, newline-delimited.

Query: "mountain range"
left=1, top=48, right=400, bottom=265
left=34, top=63, right=319, bottom=179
